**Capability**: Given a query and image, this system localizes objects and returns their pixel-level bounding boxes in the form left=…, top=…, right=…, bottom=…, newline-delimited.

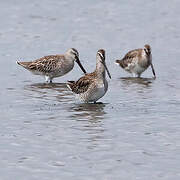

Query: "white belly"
left=89, top=86, right=106, bottom=102
left=79, top=80, right=108, bottom=103
left=132, top=64, right=146, bottom=74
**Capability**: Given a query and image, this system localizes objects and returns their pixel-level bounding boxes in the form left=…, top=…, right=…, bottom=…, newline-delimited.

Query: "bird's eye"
left=98, top=52, right=104, bottom=59
left=72, top=52, right=76, bottom=56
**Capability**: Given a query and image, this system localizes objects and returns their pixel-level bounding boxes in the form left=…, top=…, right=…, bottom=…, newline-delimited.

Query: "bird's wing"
left=26, top=55, right=64, bottom=73
left=121, top=49, right=140, bottom=68
left=67, top=73, right=95, bottom=94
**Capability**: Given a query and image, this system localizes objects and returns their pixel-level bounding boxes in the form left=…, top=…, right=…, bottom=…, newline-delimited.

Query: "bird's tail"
left=66, top=81, right=75, bottom=90
left=115, top=59, right=125, bottom=68
left=16, top=61, right=31, bottom=68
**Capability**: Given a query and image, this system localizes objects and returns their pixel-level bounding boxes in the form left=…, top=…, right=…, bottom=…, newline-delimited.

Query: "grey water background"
left=0, top=0, right=180, bottom=179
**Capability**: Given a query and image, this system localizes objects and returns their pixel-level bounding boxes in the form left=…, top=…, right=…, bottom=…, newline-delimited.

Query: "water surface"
left=0, top=0, right=180, bottom=179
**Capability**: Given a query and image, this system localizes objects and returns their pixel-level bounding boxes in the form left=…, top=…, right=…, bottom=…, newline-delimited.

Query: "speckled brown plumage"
left=115, top=44, right=156, bottom=77
left=16, top=48, right=86, bottom=83
left=17, top=55, right=65, bottom=73
left=67, top=49, right=111, bottom=103
left=67, top=72, right=97, bottom=94
left=116, top=49, right=142, bottom=69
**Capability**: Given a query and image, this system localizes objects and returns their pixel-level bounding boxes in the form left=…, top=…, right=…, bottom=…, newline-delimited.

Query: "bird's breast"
left=54, top=60, right=74, bottom=77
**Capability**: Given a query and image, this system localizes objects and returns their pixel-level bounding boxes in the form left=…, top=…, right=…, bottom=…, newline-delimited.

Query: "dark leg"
left=45, top=76, right=52, bottom=83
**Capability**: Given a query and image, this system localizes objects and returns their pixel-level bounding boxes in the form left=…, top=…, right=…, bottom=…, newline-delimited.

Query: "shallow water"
left=0, top=0, right=180, bottom=179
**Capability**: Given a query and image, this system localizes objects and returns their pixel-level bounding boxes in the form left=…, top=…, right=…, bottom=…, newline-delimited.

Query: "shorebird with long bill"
left=16, top=48, right=86, bottom=83
left=115, top=44, right=156, bottom=78
left=67, top=49, right=111, bottom=103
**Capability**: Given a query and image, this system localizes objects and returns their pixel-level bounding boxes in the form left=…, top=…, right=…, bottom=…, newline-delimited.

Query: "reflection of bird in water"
left=25, top=82, right=67, bottom=89
left=68, top=103, right=107, bottom=149
left=17, top=48, right=86, bottom=83
left=120, top=77, right=154, bottom=86
left=69, top=103, right=107, bottom=121
left=24, top=83, right=72, bottom=102
left=119, top=77, right=154, bottom=97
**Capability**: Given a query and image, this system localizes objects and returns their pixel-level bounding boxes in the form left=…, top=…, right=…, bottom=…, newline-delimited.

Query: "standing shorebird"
left=16, top=48, right=86, bottom=83
left=67, top=49, right=111, bottom=103
left=115, top=44, right=156, bottom=78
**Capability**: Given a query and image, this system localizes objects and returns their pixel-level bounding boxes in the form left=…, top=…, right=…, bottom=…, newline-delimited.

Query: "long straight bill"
left=103, top=62, right=111, bottom=79
left=151, top=63, right=156, bottom=78
left=76, top=57, right=87, bottom=74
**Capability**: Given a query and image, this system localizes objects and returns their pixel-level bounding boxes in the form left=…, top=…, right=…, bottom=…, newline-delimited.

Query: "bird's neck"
left=95, top=59, right=105, bottom=79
